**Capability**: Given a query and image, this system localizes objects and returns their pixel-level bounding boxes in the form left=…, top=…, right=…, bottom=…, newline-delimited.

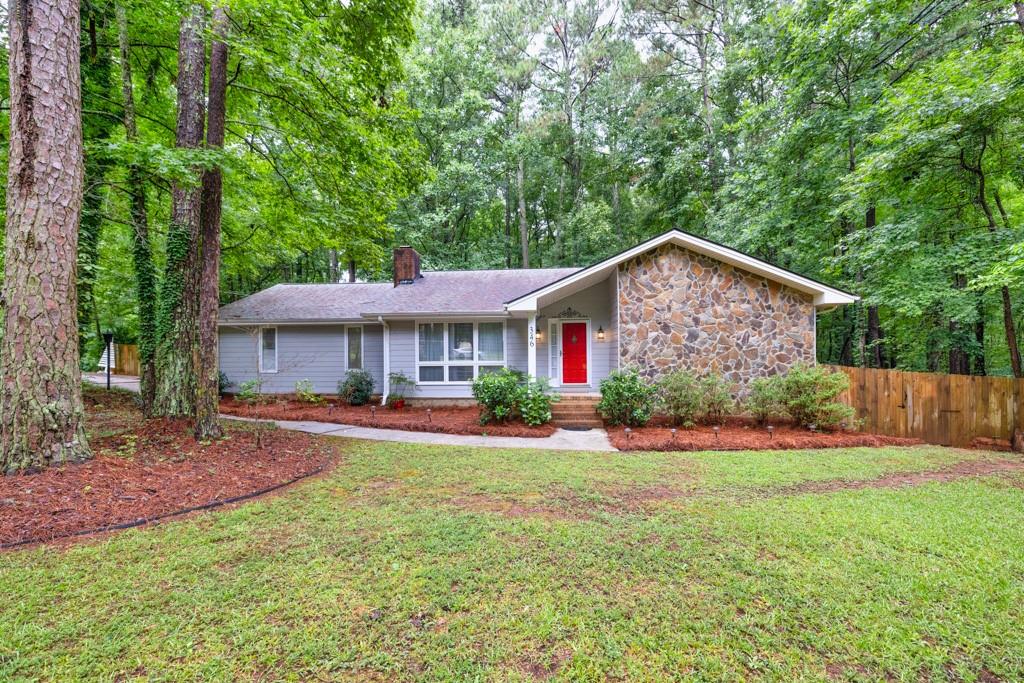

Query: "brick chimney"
left=393, top=246, right=422, bottom=286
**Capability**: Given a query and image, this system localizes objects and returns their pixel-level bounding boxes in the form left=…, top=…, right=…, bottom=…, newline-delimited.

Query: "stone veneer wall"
left=617, top=243, right=815, bottom=391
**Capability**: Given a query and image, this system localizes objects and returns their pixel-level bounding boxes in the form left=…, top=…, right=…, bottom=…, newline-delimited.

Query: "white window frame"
left=258, top=326, right=278, bottom=374
left=345, top=325, right=364, bottom=371
left=414, top=319, right=508, bottom=385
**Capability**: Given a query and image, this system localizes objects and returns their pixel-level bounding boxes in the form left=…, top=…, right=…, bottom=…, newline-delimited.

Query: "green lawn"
left=3, top=439, right=1023, bottom=681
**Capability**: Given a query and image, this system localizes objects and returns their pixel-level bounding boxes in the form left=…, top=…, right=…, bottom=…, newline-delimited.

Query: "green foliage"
left=472, top=368, right=526, bottom=424
left=659, top=370, right=735, bottom=426
left=218, top=372, right=230, bottom=397
left=746, top=376, right=785, bottom=425
left=518, top=378, right=559, bottom=427
left=597, top=369, right=657, bottom=427
left=699, top=373, right=734, bottom=425
left=657, top=370, right=703, bottom=428
left=237, top=379, right=264, bottom=403
left=777, top=364, right=855, bottom=428
left=294, top=379, right=325, bottom=405
left=338, top=370, right=374, bottom=407
left=388, top=371, right=414, bottom=400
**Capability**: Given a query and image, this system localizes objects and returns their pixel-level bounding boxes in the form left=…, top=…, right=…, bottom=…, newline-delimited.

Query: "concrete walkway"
left=83, top=373, right=140, bottom=392
left=222, top=415, right=617, bottom=452
left=82, top=375, right=616, bottom=451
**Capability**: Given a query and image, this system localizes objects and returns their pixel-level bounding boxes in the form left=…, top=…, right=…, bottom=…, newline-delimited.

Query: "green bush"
left=746, top=376, right=784, bottom=425
left=218, top=371, right=230, bottom=396
left=519, top=378, right=559, bottom=426
left=237, top=379, right=263, bottom=402
left=295, top=378, right=325, bottom=405
left=699, top=372, right=734, bottom=424
left=338, top=369, right=374, bottom=406
left=658, top=370, right=703, bottom=428
left=597, top=369, right=657, bottom=426
left=472, top=368, right=525, bottom=424
left=777, top=363, right=854, bottom=428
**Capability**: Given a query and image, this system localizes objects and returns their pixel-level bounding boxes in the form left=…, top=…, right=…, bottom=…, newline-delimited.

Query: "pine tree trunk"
left=1, top=0, right=91, bottom=473
left=153, top=4, right=205, bottom=417
left=117, top=2, right=157, bottom=413
left=518, top=157, right=529, bottom=268
left=195, top=6, right=228, bottom=439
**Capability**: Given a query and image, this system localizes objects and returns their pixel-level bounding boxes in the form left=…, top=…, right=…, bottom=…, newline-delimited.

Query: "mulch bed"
left=1, top=409, right=333, bottom=548
left=608, top=417, right=923, bottom=452
left=219, top=398, right=557, bottom=438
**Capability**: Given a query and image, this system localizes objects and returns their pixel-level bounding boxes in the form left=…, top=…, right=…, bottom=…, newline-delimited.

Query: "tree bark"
left=863, top=206, right=885, bottom=368
left=195, top=5, right=228, bottom=439
left=116, top=2, right=157, bottom=413
left=348, top=259, right=356, bottom=284
left=153, top=4, right=205, bottom=417
left=517, top=157, right=529, bottom=268
left=1, top=0, right=91, bottom=472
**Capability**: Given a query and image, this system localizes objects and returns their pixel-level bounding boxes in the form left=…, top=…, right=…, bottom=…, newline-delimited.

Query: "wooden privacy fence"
left=827, top=365, right=1024, bottom=448
left=114, top=344, right=139, bottom=377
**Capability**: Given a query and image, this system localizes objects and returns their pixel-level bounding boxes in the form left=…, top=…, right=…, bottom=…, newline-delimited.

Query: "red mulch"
left=1, top=399, right=333, bottom=548
left=219, top=398, right=558, bottom=438
left=608, top=417, right=923, bottom=452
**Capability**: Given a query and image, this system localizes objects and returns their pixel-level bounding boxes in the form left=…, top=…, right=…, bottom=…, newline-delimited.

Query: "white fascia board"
left=504, top=230, right=859, bottom=312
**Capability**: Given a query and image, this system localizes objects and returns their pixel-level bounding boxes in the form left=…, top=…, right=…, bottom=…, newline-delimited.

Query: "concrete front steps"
left=551, top=395, right=603, bottom=428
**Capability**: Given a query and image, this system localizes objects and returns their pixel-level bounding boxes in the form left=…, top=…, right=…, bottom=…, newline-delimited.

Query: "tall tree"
left=195, top=6, right=229, bottom=438
left=153, top=4, right=205, bottom=417
left=116, top=1, right=158, bottom=412
left=0, top=0, right=91, bottom=472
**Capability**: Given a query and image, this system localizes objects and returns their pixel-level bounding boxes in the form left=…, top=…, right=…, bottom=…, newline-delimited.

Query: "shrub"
left=338, top=369, right=374, bottom=406
left=658, top=369, right=703, bottom=428
left=218, top=371, right=230, bottom=396
left=699, top=372, right=734, bottom=424
left=295, top=378, right=325, bottom=405
left=597, top=369, right=657, bottom=427
left=237, top=378, right=263, bottom=402
left=777, top=363, right=855, bottom=428
left=472, top=368, right=524, bottom=424
left=746, top=376, right=784, bottom=425
left=387, top=371, right=414, bottom=406
left=519, top=378, right=559, bottom=426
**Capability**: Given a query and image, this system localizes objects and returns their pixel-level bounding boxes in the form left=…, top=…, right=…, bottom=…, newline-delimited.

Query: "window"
left=416, top=321, right=506, bottom=383
left=347, top=327, right=363, bottom=370
left=259, top=327, right=277, bottom=373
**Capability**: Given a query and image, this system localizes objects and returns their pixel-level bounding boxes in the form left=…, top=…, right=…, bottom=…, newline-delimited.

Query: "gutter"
left=378, top=315, right=390, bottom=406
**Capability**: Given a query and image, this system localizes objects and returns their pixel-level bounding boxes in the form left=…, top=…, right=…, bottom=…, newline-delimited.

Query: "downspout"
left=379, top=315, right=390, bottom=406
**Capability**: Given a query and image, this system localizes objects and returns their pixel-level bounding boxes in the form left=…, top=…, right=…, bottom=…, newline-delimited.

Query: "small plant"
left=519, top=378, right=559, bottom=426
left=746, top=376, right=784, bottom=425
left=295, top=378, right=325, bottom=405
left=387, top=371, right=414, bottom=408
left=699, top=372, right=734, bottom=424
left=472, top=368, right=524, bottom=423
left=597, top=368, right=657, bottom=427
left=338, top=369, right=374, bottom=406
left=218, top=371, right=230, bottom=396
left=777, top=363, right=855, bottom=428
left=237, top=378, right=264, bottom=403
left=658, top=369, right=703, bottom=427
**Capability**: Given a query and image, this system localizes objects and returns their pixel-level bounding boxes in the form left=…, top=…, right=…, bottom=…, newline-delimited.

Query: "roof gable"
left=503, top=229, right=858, bottom=311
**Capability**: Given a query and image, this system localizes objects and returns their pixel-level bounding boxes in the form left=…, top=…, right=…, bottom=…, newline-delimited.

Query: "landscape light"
left=767, top=425, right=774, bottom=440
left=426, top=408, right=432, bottom=423
left=713, top=425, right=720, bottom=440
left=670, top=428, right=677, bottom=442
left=624, top=427, right=632, bottom=440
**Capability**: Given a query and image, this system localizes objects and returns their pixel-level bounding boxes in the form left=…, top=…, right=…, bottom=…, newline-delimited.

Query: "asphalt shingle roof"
left=218, top=268, right=580, bottom=323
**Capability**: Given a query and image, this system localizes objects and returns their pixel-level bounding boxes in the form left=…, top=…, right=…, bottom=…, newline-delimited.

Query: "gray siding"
left=219, top=324, right=384, bottom=395
left=537, top=275, right=616, bottom=393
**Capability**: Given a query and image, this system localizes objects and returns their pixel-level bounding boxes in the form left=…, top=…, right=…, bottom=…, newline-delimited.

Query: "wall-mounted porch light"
left=535, top=328, right=543, bottom=342
left=597, top=326, right=605, bottom=341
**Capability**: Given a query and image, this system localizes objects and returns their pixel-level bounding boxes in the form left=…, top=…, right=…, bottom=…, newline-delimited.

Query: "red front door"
left=561, top=322, right=588, bottom=384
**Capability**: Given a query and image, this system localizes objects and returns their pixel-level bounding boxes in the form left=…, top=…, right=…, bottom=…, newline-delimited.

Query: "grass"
left=2, top=438, right=1023, bottom=681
